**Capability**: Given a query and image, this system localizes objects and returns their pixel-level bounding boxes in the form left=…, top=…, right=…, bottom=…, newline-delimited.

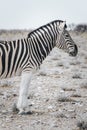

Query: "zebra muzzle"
left=69, top=44, right=78, bottom=57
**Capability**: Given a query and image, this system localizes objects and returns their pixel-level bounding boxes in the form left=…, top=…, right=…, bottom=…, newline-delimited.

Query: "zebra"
left=0, top=20, right=78, bottom=114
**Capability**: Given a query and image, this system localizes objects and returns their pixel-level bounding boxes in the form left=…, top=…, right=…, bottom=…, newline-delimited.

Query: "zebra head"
left=56, top=21, right=78, bottom=57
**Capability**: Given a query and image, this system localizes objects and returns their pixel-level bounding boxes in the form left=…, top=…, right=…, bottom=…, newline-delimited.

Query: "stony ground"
left=0, top=31, right=87, bottom=130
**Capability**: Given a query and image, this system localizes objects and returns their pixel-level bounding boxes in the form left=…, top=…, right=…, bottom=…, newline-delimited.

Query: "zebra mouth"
left=69, top=52, right=77, bottom=57
left=69, top=44, right=78, bottom=56
left=69, top=44, right=78, bottom=57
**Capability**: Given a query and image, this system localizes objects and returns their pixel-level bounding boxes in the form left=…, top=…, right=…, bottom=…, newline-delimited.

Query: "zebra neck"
left=28, top=35, right=56, bottom=67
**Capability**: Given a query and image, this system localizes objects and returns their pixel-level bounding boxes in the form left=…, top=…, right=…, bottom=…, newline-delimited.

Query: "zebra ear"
left=64, top=21, right=67, bottom=29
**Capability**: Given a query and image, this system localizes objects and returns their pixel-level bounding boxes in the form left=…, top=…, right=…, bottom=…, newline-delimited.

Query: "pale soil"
left=0, top=31, right=87, bottom=130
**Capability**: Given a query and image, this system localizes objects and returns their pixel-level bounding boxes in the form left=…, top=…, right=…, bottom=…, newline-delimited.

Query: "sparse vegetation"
left=58, top=96, right=76, bottom=102
left=72, top=74, right=82, bottom=79
left=38, top=71, right=47, bottom=76
left=0, top=29, right=32, bottom=35
left=0, top=29, right=32, bottom=40
left=74, top=24, right=87, bottom=32
left=81, top=83, right=87, bottom=89
left=62, top=88, right=76, bottom=91
left=71, top=94, right=81, bottom=97
left=57, top=62, right=64, bottom=67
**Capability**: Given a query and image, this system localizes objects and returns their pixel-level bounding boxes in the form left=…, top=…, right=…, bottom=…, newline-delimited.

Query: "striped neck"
left=28, top=23, right=58, bottom=67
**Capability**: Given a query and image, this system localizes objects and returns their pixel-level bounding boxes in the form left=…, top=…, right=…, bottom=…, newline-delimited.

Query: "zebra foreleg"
left=17, top=72, right=33, bottom=114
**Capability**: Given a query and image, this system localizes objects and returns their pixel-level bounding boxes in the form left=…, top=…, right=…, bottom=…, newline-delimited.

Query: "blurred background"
left=0, top=0, right=87, bottom=29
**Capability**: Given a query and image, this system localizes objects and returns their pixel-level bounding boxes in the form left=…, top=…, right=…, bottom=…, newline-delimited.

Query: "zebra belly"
left=0, top=67, right=22, bottom=79
left=0, top=56, right=22, bottom=79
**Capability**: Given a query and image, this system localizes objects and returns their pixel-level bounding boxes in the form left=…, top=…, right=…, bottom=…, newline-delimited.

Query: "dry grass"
left=71, top=94, right=81, bottom=98
left=0, top=29, right=32, bottom=40
left=58, top=96, right=76, bottom=102
left=62, top=88, right=76, bottom=91
left=37, top=71, right=47, bottom=76
left=72, top=74, right=82, bottom=79
left=81, top=83, right=87, bottom=89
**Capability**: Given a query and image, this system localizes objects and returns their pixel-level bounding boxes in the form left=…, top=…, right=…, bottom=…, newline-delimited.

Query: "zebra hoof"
left=18, top=110, right=33, bottom=115
left=12, top=104, right=28, bottom=115
left=18, top=111, right=26, bottom=115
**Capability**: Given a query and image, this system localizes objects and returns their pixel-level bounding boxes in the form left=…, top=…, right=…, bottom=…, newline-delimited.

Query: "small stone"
left=60, top=90, right=65, bottom=93
left=68, top=109, right=75, bottom=112
left=13, top=94, right=17, bottom=97
left=45, top=98, right=49, bottom=102
left=48, top=106, right=53, bottom=110
left=1, top=124, right=6, bottom=127
left=2, top=110, right=8, bottom=114
left=50, top=122, right=58, bottom=128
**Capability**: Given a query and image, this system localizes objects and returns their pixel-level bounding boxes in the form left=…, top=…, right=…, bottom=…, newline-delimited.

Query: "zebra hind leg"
left=17, top=71, right=33, bottom=114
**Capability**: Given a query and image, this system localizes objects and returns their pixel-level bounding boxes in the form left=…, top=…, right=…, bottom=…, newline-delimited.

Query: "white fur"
left=17, top=71, right=34, bottom=114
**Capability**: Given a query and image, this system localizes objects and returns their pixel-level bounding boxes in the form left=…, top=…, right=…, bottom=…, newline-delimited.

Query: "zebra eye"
left=65, top=34, right=69, bottom=37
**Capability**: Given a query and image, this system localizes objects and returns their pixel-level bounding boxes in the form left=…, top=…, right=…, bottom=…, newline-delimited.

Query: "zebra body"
left=0, top=39, right=31, bottom=78
left=0, top=20, right=78, bottom=114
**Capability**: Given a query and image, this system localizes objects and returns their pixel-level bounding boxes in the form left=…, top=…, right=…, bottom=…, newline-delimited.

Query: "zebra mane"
left=27, top=20, right=65, bottom=38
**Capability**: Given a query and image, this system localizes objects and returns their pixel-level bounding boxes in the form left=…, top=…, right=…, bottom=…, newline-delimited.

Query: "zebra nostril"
left=69, top=52, right=76, bottom=56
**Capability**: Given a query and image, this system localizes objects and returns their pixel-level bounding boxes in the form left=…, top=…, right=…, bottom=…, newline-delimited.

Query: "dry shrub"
left=58, top=96, right=76, bottom=102
left=72, top=74, right=82, bottom=79
left=62, top=88, right=76, bottom=91
left=74, top=24, right=87, bottom=32
left=71, top=94, right=81, bottom=97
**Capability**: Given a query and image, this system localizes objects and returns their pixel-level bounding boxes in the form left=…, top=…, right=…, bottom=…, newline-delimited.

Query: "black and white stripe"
left=0, top=20, right=78, bottom=79
left=0, top=39, right=30, bottom=78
